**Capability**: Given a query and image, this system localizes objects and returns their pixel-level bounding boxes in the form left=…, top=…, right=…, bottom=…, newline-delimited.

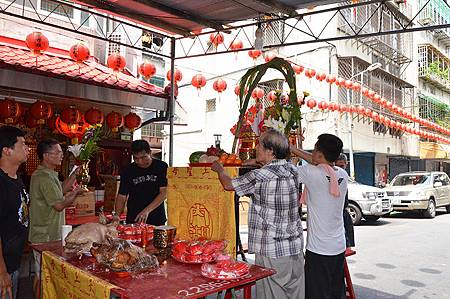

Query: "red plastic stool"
left=344, top=248, right=356, bottom=299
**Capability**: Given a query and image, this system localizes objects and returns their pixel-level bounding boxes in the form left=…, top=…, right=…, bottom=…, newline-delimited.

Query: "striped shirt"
left=232, top=159, right=303, bottom=258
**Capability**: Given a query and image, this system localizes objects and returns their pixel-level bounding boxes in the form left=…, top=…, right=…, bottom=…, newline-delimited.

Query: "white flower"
left=264, top=117, right=286, bottom=134
left=68, top=144, right=84, bottom=158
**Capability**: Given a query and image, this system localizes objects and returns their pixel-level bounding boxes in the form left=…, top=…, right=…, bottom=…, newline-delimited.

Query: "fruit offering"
left=189, top=145, right=242, bottom=166
left=201, top=255, right=250, bottom=280
left=171, top=239, right=227, bottom=264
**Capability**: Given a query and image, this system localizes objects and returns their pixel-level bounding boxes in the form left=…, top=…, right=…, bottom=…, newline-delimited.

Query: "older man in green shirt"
left=29, top=139, right=81, bottom=295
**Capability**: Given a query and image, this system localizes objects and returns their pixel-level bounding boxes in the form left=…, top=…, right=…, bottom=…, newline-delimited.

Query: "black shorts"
left=305, top=250, right=345, bottom=299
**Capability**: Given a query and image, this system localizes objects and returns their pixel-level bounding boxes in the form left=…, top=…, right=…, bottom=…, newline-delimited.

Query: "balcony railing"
left=418, top=44, right=450, bottom=92
left=417, top=0, right=450, bottom=46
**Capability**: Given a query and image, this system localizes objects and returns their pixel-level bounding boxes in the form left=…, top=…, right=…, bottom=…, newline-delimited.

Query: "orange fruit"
left=225, top=158, right=235, bottom=165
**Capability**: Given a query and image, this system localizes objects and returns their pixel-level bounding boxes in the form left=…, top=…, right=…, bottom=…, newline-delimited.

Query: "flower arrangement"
left=68, top=125, right=103, bottom=162
left=263, top=91, right=309, bottom=135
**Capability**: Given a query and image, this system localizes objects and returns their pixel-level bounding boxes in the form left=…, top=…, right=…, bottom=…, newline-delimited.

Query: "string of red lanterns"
left=304, top=101, right=450, bottom=144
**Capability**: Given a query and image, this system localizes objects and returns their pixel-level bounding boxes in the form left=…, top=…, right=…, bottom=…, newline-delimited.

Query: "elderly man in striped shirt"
left=212, top=129, right=304, bottom=299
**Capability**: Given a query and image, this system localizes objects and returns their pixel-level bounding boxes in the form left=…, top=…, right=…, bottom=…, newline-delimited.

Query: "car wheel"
left=347, top=203, right=362, bottom=226
left=364, top=216, right=380, bottom=222
left=423, top=199, right=436, bottom=219
left=446, top=205, right=450, bottom=213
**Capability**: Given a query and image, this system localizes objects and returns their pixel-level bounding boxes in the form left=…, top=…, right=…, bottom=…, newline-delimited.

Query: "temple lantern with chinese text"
left=106, top=111, right=124, bottom=132
left=30, top=100, right=53, bottom=124
left=191, top=74, right=207, bottom=91
left=69, top=43, right=90, bottom=64
left=61, top=107, right=82, bottom=125
left=124, top=112, right=141, bottom=132
left=139, top=62, right=156, bottom=80
left=213, top=78, right=227, bottom=93
left=25, top=32, right=49, bottom=55
left=107, top=53, right=126, bottom=72
left=84, top=107, right=104, bottom=126
left=0, top=98, right=23, bottom=124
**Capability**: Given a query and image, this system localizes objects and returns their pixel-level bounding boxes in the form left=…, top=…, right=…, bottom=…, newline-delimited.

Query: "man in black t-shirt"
left=114, top=139, right=168, bottom=225
left=0, top=126, right=30, bottom=299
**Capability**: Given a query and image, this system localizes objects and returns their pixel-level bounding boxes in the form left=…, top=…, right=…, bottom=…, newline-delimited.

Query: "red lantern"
left=25, top=32, right=49, bottom=55
left=191, top=74, right=206, bottom=90
left=107, top=53, right=126, bottom=72
left=84, top=108, right=104, bottom=126
left=361, top=87, right=369, bottom=97
left=352, top=82, right=361, bottom=91
left=106, top=111, right=124, bottom=132
left=297, top=97, right=305, bottom=106
left=356, top=106, right=365, bottom=114
left=392, top=104, right=399, bottom=113
left=248, top=50, right=262, bottom=61
left=60, top=107, right=82, bottom=125
left=373, top=94, right=381, bottom=103
left=307, top=99, right=317, bottom=109
left=292, top=64, right=304, bottom=74
left=124, top=112, right=141, bottom=132
left=367, top=90, right=375, bottom=99
left=166, top=69, right=183, bottom=82
left=251, top=87, right=265, bottom=100
left=267, top=91, right=278, bottom=102
left=372, top=111, right=379, bottom=121
left=164, top=83, right=179, bottom=97
left=139, top=62, right=156, bottom=80
left=213, top=78, right=227, bottom=93
left=338, top=104, right=348, bottom=112
left=364, top=108, right=372, bottom=116
left=316, top=72, right=327, bottom=81
left=264, top=52, right=276, bottom=63
left=318, top=101, right=329, bottom=110
left=304, top=69, right=316, bottom=78
left=69, top=43, right=90, bottom=64
left=344, top=80, right=353, bottom=89
left=380, top=97, right=387, bottom=106
left=326, top=74, right=337, bottom=84
left=209, top=33, right=224, bottom=47
left=55, top=116, right=89, bottom=144
left=386, top=101, right=393, bottom=109
left=229, top=38, right=243, bottom=51
left=0, top=98, right=23, bottom=124
left=234, top=86, right=248, bottom=97
left=30, top=101, right=52, bottom=124
left=328, top=103, right=338, bottom=111
left=335, top=77, right=345, bottom=86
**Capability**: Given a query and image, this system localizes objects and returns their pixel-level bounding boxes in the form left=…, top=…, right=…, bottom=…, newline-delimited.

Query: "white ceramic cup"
left=61, top=225, right=73, bottom=246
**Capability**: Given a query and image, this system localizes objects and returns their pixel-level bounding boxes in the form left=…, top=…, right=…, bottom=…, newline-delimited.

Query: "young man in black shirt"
left=114, top=139, right=168, bottom=225
left=0, top=126, right=30, bottom=299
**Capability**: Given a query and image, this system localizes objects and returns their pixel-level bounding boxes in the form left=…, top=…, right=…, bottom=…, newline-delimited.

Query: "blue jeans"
left=4, top=270, right=19, bottom=299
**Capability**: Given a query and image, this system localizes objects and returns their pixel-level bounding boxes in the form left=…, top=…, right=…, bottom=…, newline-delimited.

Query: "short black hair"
left=0, top=125, right=25, bottom=158
left=37, top=138, right=60, bottom=160
left=336, top=153, right=348, bottom=162
left=315, top=134, right=343, bottom=163
left=261, top=129, right=290, bottom=159
left=131, top=139, right=151, bottom=154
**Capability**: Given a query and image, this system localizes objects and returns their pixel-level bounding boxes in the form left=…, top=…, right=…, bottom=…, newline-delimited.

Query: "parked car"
left=384, top=171, right=450, bottom=218
left=346, top=178, right=392, bottom=225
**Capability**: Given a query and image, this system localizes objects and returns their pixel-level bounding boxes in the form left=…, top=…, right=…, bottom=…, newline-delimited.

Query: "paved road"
left=349, top=208, right=450, bottom=299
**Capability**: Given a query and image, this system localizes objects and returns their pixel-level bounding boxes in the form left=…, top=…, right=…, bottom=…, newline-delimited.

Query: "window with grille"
left=141, top=123, right=164, bottom=137
left=41, top=0, right=74, bottom=18
left=206, top=98, right=216, bottom=112
left=108, top=33, right=122, bottom=55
